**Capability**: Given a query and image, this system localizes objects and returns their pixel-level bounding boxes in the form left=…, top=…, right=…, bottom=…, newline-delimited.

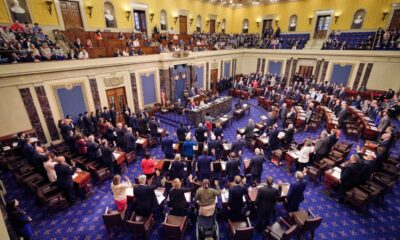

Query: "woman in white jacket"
left=298, top=141, right=314, bottom=171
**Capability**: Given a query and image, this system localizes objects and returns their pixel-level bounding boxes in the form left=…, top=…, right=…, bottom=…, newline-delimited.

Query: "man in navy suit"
left=226, top=151, right=242, bottom=182
left=286, top=171, right=307, bottom=212
left=134, top=175, right=157, bottom=216
left=54, top=156, right=76, bottom=204
left=231, top=134, right=244, bottom=155
left=197, top=149, right=215, bottom=180
left=22, top=138, right=36, bottom=165
left=176, top=123, right=188, bottom=142
left=228, top=176, right=248, bottom=221
left=249, top=148, right=264, bottom=184
left=268, top=124, right=281, bottom=151
left=161, top=132, right=174, bottom=159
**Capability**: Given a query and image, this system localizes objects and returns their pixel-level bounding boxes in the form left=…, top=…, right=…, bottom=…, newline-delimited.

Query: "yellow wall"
left=0, top=0, right=399, bottom=32
left=232, top=0, right=399, bottom=33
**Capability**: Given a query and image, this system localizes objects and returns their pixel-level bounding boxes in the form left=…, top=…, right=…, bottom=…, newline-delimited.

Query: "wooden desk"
left=213, top=114, right=233, bottom=127
left=247, top=183, right=290, bottom=202
left=256, top=135, right=269, bottom=148
left=294, top=106, right=306, bottom=129
left=136, top=137, right=148, bottom=149
left=324, top=167, right=341, bottom=194
left=188, top=94, right=207, bottom=106
left=348, top=106, right=378, bottom=140
left=285, top=150, right=299, bottom=172
left=319, top=106, right=338, bottom=131
left=188, top=96, right=232, bottom=126
left=233, top=105, right=251, bottom=118
left=73, top=171, right=91, bottom=195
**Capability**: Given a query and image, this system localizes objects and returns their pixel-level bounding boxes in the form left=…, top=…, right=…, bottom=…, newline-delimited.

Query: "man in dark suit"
left=228, top=176, right=248, bottom=221
left=197, top=150, right=215, bottom=180
left=268, top=124, right=281, bottom=151
left=124, top=128, right=137, bottom=153
left=22, top=138, right=36, bottom=165
left=87, top=135, right=101, bottom=162
left=339, top=154, right=364, bottom=202
left=32, top=146, right=47, bottom=178
left=161, top=132, right=174, bottom=159
left=286, top=171, right=307, bottom=212
left=195, top=123, right=207, bottom=143
left=249, top=148, right=264, bottom=184
left=337, top=102, right=348, bottom=128
left=102, top=107, right=112, bottom=123
left=176, top=123, right=188, bottom=142
left=327, top=129, right=338, bottom=153
left=110, top=107, right=117, bottom=127
left=314, top=131, right=330, bottom=162
left=284, top=124, right=295, bottom=148
left=207, top=134, right=223, bottom=157
left=134, top=175, right=157, bottom=216
left=54, top=156, right=76, bottom=204
left=255, top=176, right=282, bottom=231
left=226, top=152, right=242, bottom=182
left=231, top=134, right=244, bottom=155
left=115, top=123, right=126, bottom=148
left=148, top=117, right=159, bottom=138
left=100, top=139, right=116, bottom=175
left=137, top=115, right=149, bottom=135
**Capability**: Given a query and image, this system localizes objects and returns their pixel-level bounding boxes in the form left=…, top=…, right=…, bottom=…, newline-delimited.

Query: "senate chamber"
left=0, top=0, right=400, bottom=239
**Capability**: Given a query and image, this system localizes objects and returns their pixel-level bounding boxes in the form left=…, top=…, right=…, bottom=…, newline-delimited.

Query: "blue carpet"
left=1, top=96, right=400, bottom=240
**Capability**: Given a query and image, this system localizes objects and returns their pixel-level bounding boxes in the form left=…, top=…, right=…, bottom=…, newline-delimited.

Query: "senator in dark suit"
left=286, top=171, right=307, bottom=212
left=134, top=175, right=157, bottom=216
left=268, top=126, right=281, bottom=151
left=339, top=154, right=364, bottom=202
left=161, top=133, right=174, bottom=159
left=284, top=124, right=294, bottom=147
left=249, top=148, right=264, bottom=183
left=228, top=176, right=248, bottom=221
left=54, top=156, right=76, bottom=203
left=100, top=140, right=116, bottom=174
left=231, top=135, right=244, bottom=155
left=176, top=124, right=188, bottom=142
left=149, top=117, right=159, bottom=137
left=170, top=155, right=186, bottom=180
left=124, top=128, right=137, bottom=152
left=197, top=151, right=215, bottom=180
left=226, top=153, right=241, bottom=182
left=195, top=124, right=207, bottom=143
left=168, top=178, right=191, bottom=216
left=255, top=177, right=282, bottom=230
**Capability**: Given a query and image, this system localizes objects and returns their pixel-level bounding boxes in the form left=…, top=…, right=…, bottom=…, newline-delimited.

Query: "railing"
left=53, top=29, right=78, bottom=52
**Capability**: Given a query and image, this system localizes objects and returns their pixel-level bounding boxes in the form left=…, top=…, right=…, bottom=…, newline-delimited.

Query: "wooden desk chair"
left=264, top=217, right=299, bottom=240
left=307, top=162, right=328, bottom=183
left=126, top=151, right=136, bottom=166
left=228, top=217, right=254, bottom=240
left=87, top=162, right=111, bottom=183
left=102, top=206, right=126, bottom=237
left=37, top=184, right=68, bottom=211
left=162, top=214, right=187, bottom=240
left=289, top=209, right=322, bottom=240
left=126, top=212, right=155, bottom=239
left=345, top=187, right=379, bottom=213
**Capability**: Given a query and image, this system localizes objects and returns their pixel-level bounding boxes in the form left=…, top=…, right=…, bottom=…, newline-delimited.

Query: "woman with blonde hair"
left=170, top=154, right=185, bottom=180
left=111, top=175, right=132, bottom=212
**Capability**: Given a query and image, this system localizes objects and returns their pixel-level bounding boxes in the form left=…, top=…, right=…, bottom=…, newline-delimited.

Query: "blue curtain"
left=224, top=61, right=231, bottom=78
left=268, top=61, right=282, bottom=75
left=57, top=85, right=87, bottom=121
left=174, top=65, right=186, bottom=100
left=141, top=73, right=156, bottom=105
left=196, top=66, right=204, bottom=89
left=330, top=64, right=352, bottom=86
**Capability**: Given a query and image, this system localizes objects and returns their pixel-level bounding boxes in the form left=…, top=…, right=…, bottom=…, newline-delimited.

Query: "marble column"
left=361, top=63, right=373, bottom=87
left=19, top=88, right=47, bottom=143
left=89, top=78, right=101, bottom=110
left=352, top=63, right=365, bottom=90
left=130, top=73, right=140, bottom=113
left=35, top=86, right=59, bottom=141
left=320, top=61, right=329, bottom=82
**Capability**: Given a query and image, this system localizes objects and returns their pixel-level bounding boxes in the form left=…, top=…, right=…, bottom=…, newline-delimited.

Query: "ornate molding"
left=103, top=73, right=124, bottom=87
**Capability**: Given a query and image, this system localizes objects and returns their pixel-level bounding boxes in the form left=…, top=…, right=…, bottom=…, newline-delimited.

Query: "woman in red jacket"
left=141, top=153, right=156, bottom=179
left=75, top=133, right=87, bottom=155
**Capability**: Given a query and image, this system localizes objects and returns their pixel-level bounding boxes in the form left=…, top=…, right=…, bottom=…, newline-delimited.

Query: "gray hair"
left=295, top=171, right=304, bottom=181
left=88, top=135, right=95, bottom=142
left=138, top=175, right=147, bottom=184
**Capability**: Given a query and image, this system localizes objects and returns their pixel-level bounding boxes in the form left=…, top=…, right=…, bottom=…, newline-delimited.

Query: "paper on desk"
left=72, top=173, right=78, bottom=180
left=3, top=146, right=11, bottom=151
left=221, top=161, right=226, bottom=171
left=136, top=139, right=145, bottom=144
left=12, top=142, right=18, bottom=147
left=260, top=115, right=267, bottom=121
left=184, top=192, right=191, bottom=202
left=113, top=152, right=121, bottom=160
left=154, top=190, right=166, bottom=204
left=126, top=188, right=134, bottom=197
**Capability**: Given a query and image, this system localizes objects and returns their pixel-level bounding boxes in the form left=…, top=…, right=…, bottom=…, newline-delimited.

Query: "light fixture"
left=334, top=14, right=340, bottom=23
left=382, top=11, right=389, bottom=21
left=190, top=18, right=194, bottom=25
left=308, top=16, right=313, bottom=25
left=126, top=11, right=131, bottom=21
left=256, top=21, right=260, bottom=28
left=87, top=5, right=93, bottom=18
left=275, top=19, right=279, bottom=26
left=149, top=13, right=154, bottom=22
left=217, top=21, right=221, bottom=27
left=45, top=0, right=53, bottom=15
left=206, top=20, right=210, bottom=26
left=174, top=16, right=178, bottom=24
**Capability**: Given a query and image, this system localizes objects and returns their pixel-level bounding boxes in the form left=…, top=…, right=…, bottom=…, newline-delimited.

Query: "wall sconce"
left=308, top=16, right=313, bottom=25
left=334, top=14, right=340, bottom=23
left=275, top=20, right=279, bottom=26
left=206, top=20, right=210, bottom=26
left=45, top=0, right=53, bottom=15
left=217, top=21, right=221, bottom=28
left=149, top=13, right=154, bottom=22
left=190, top=18, right=194, bottom=25
left=256, top=21, right=260, bottom=28
left=126, top=11, right=131, bottom=21
left=382, top=11, right=389, bottom=21
left=87, top=5, right=93, bottom=18
left=174, top=16, right=178, bottom=24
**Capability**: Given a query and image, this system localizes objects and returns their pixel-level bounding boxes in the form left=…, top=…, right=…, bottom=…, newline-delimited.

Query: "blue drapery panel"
left=141, top=73, right=156, bottom=105
left=330, top=64, right=352, bottom=86
left=196, top=65, right=204, bottom=89
left=57, top=85, right=87, bottom=121
left=268, top=61, right=282, bottom=75
left=224, top=61, right=231, bottom=78
left=173, top=65, right=186, bottom=100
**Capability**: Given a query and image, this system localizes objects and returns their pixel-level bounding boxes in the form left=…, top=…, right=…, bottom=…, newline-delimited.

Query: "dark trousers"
left=256, top=211, right=272, bottom=231
left=298, top=162, right=307, bottom=171
left=62, top=184, right=76, bottom=203
left=171, top=207, right=186, bottom=216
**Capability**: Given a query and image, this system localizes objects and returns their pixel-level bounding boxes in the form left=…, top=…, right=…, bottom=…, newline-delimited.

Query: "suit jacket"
left=337, top=108, right=347, bottom=122
left=22, top=143, right=35, bottom=164
left=197, top=155, right=214, bottom=176
left=161, top=137, right=174, bottom=157
left=54, top=163, right=76, bottom=187
left=244, top=124, right=255, bottom=139
left=195, top=127, right=207, bottom=142
left=176, top=127, right=188, bottom=142
left=100, top=145, right=115, bottom=165
left=249, top=155, right=264, bottom=176
left=208, top=140, right=223, bottom=154
left=226, top=159, right=241, bottom=180
left=377, top=116, right=390, bottom=132
left=87, top=142, right=101, bottom=160
left=255, top=185, right=281, bottom=213
left=32, top=152, right=46, bottom=177
left=231, top=140, right=243, bottom=154
left=314, top=137, right=330, bottom=155
left=285, top=128, right=294, bottom=144
left=228, top=185, right=247, bottom=212
left=170, top=161, right=185, bottom=180
left=327, top=134, right=338, bottom=152
left=213, top=127, right=223, bottom=139
left=149, top=120, right=159, bottom=136
left=268, top=128, right=281, bottom=150
left=134, top=185, right=157, bottom=213
left=124, top=133, right=136, bottom=152
left=138, top=118, right=148, bottom=133
left=115, top=128, right=126, bottom=146
left=286, top=180, right=307, bottom=210
left=169, top=187, right=191, bottom=210
left=340, top=161, right=364, bottom=191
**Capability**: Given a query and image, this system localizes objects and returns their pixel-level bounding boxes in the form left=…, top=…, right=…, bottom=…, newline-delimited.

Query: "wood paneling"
left=60, top=1, right=83, bottom=30
left=179, top=16, right=187, bottom=34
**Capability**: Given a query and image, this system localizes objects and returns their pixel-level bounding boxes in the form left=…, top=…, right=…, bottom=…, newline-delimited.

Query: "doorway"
left=210, top=19, right=216, bottom=33
left=298, top=66, right=314, bottom=79
left=211, top=69, right=218, bottom=93
left=262, top=19, right=273, bottom=36
left=60, top=0, right=84, bottom=30
left=106, top=87, right=127, bottom=124
left=179, top=16, right=187, bottom=34
left=134, top=10, right=147, bottom=32
left=314, top=15, right=331, bottom=39
left=389, top=9, right=400, bottom=29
